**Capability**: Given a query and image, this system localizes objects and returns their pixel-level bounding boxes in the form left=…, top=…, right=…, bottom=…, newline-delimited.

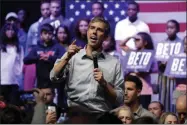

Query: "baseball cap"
left=5, top=12, right=18, bottom=20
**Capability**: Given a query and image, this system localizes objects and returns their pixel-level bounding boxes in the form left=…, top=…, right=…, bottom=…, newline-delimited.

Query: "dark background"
left=0, top=0, right=65, bottom=31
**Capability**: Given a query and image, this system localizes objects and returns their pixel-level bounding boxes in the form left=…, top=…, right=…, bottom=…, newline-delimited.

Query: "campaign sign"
left=164, top=54, right=186, bottom=78
left=123, top=50, right=154, bottom=72
left=155, top=42, right=183, bottom=61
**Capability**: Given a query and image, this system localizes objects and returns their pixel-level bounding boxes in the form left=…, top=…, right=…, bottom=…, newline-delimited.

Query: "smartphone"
left=48, top=106, right=56, bottom=112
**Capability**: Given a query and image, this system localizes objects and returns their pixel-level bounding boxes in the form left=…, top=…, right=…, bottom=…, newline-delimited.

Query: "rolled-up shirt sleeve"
left=50, top=53, right=70, bottom=82
left=114, top=61, right=124, bottom=105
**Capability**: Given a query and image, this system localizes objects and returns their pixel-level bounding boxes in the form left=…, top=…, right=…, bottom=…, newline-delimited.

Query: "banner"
left=123, top=50, right=155, bottom=72
left=155, top=41, right=183, bottom=61
left=164, top=54, right=186, bottom=78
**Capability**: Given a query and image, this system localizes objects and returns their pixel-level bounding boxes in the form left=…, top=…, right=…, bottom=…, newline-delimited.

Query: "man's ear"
left=137, top=89, right=141, bottom=97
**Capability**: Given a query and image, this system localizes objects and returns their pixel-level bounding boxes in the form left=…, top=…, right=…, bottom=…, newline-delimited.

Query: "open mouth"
left=90, top=36, right=98, bottom=42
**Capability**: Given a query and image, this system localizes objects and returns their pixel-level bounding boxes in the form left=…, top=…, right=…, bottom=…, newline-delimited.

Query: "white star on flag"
left=80, top=4, right=85, bottom=9
left=115, top=3, right=120, bottom=9
left=104, top=4, right=108, bottom=9
left=115, top=17, right=120, bottom=22
left=69, top=17, right=74, bottom=22
left=75, top=0, right=79, bottom=3
left=120, top=10, right=125, bottom=15
left=109, top=0, right=113, bottom=2
left=86, top=0, right=91, bottom=2
left=75, top=11, right=80, bottom=16
left=69, top=4, right=74, bottom=10
left=86, top=10, right=91, bottom=16
left=109, top=10, right=114, bottom=15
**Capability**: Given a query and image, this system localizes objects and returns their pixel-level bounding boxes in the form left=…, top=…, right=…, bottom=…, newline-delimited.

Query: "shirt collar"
left=133, top=105, right=143, bottom=117
left=81, top=48, right=106, bottom=60
left=127, top=17, right=139, bottom=25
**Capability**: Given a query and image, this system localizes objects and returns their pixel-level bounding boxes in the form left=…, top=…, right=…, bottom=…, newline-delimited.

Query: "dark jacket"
left=24, top=40, right=66, bottom=88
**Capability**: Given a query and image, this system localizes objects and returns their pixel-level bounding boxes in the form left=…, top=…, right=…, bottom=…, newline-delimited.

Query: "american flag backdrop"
left=65, top=0, right=186, bottom=42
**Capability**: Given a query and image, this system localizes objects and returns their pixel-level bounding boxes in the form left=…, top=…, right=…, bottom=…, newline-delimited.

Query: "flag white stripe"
left=136, top=0, right=185, bottom=3
left=151, top=32, right=185, bottom=42
left=139, top=12, right=186, bottom=24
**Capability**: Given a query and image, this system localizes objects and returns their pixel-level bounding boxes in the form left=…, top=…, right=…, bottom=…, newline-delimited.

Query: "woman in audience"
left=116, top=106, right=134, bottom=124
left=129, top=32, right=157, bottom=108
left=74, top=18, right=90, bottom=48
left=0, top=23, right=24, bottom=106
left=55, top=25, right=70, bottom=51
left=159, top=112, right=179, bottom=124
left=102, top=35, right=125, bottom=73
left=158, top=20, right=182, bottom=112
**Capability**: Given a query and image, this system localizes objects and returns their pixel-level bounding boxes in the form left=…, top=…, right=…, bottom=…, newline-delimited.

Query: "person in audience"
left=148, top=101, right=164, bottom=119
left=133, top=116, right=158, bottom=124
left=0, top=23, right=24, bottom=106
left=74, top=19, right=90, bottom=48
left=17, top=9, right=27, bottom=31
left=115, top=1, right=150, bottom=53
left=173, top=36, right=187, bottom=101
left=24, top=24, right=65, bottom=88
left=24, top=0, right=51, bottom=91
left=129, top=32, right=157, bottom=108
left=0, top=104, right=23, bottom=124
left=115, top=106, right=134, bottom=124
left=5, top=12, right=27, bottom=54
left=55, top=25, right=70, bottom=109
left=40, top=0, right=72, bottom=32
left=159, top=112, right=179, bottom=124
left=176, top=94, right=187, bottom=124
left=91, top=2, right=105, bottom=18
left=158, top=19, right=182, bottom=112
left=97, top=112, right=123, bottom=124
left=50, top=17, right=124, bottom=116
left=56, top=24, right=70, bottom=50
left=122, top=75, right=155, bottom=119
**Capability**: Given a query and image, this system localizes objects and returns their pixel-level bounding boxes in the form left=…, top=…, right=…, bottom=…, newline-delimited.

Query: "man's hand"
left=40, top=53, right=49, bottom=61
left=33, top=88, right=45, bottom=104
left=66, top=40, right=81, bottom=60
left=46, top=111, right=57, bottom=124
left=93, top=68, right=107, bottom=86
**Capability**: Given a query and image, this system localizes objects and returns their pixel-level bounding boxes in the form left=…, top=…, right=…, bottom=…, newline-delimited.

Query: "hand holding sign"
left=66, top=40, right=81, bottom=60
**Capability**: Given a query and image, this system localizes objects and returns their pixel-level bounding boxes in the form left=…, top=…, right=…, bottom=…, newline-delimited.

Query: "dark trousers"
left=0, top=84, right=20, bottom=106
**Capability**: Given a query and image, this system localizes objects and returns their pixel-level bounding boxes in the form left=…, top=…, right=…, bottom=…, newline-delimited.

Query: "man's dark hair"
left=92, top=1, right=105, bottom=10
left=39, top=23, right=54, bottom=34
left=97, top=112, right=123, bottom=124
left=0, top=105, right=23, bottom=124
left=125, top=75, right=143, bottom=90
left=39, top=84, right=55, bottom=95
left=128, top=1, right=140, bottom=12
left=167, top=19, right=180, bottom=32
left=40, top=0, right=50, bottom=5
left=133, top=116, right=158, bottom=124
left=150, top=101, right=164, bottom=111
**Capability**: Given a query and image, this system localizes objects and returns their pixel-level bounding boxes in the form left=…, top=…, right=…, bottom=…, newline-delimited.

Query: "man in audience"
left=40, top=0, right=71, bottom=31
left=115, top=1, right=150, bottom=52
left=91, top=2, right=105, bottom=18
left=50, top=17, right=124, bottom=116
left=24, top=24, right=65, bottom=88
left=176, top=94, right=187, bottom=124
left=123, top=75, right=155, bottom=119
left=148, top=101, right=164, bottom=119
left=26, top=0, right=50, bottom=54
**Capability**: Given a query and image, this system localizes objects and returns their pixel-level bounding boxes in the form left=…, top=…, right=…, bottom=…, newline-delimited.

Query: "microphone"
left=92, top=51, right=98, bottom=68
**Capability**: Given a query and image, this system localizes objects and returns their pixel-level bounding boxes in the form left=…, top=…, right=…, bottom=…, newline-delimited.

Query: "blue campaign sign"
left=164, top=53, right=187, bottom=78
left=123, top=50, right=155, bottom=72
left=155, top=41, right=183, bottom=61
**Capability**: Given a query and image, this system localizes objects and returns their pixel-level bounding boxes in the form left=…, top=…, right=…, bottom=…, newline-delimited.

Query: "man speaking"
left=50, top=17, right=124, bottom=115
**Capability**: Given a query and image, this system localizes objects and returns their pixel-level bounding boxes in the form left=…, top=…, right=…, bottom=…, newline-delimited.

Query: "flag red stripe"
left=139, top=2, right=186, bottom=12
left=148, top=23, right=186, bottom=33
